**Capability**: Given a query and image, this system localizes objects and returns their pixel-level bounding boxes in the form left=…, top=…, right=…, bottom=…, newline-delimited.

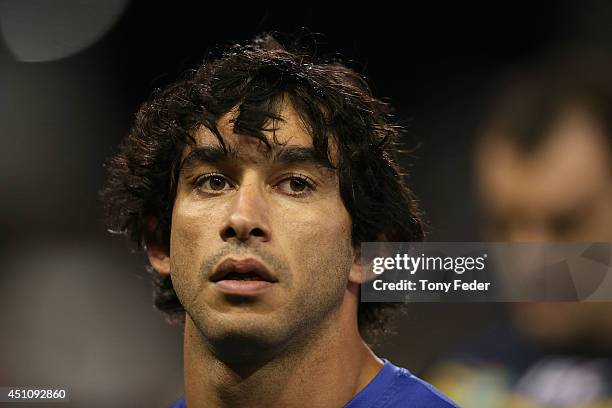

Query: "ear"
left=348, top=231, right=394, bottom=284
left=348, top=244, right=364, bottom=284
left=143, top=216, right=171, bottom=276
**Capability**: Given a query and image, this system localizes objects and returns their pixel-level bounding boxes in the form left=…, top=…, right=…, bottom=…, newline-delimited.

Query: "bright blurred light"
left=0, top=0, right=129, bottom=62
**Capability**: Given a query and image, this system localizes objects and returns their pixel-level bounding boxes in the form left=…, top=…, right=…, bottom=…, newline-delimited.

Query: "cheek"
left=277, top=198, right=354, bottom=282
left=281, top=197, right=351, bottom=243
left=170, top=206, right=199, bottom=266
left=171, top=199, right=225, bottom=252
left=169, top=201, right=225, bottom=298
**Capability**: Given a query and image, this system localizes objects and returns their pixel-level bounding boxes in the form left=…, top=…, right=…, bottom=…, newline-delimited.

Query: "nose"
left=219, top=179, right=271, bottom=243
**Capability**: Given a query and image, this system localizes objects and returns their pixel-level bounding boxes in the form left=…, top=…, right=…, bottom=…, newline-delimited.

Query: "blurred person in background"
left=426, top=51, right=612, bottom=407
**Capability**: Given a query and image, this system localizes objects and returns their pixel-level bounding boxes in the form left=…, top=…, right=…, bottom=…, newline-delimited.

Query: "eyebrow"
left=179, top=145, right=336, bottom=175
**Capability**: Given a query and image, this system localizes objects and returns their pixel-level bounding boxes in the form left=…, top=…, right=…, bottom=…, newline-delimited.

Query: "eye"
left=275, top=175, right=315, bottom=196
left=195, top=174, right=233, bottom=193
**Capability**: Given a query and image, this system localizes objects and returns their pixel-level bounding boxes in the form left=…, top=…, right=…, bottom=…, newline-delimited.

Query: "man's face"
left=476, top=108, right=612, bottom=345
left=476, top=109, right=612, bottom=242
left=168, top=101, right=357, bottom=354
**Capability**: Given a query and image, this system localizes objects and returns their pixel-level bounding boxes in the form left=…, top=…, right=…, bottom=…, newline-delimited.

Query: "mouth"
left=210, top=258, right=277, bottom=295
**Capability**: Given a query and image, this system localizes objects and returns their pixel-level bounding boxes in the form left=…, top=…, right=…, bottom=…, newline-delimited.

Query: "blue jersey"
left=169, top=359, right=459, bottom=407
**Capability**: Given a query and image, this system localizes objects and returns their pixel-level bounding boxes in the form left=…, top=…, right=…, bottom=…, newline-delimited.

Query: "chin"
left=192, top=310, right=294, bottom=362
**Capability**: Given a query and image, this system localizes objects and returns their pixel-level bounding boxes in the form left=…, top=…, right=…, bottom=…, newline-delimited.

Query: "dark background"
left=2, top=1, right=612, bottom=406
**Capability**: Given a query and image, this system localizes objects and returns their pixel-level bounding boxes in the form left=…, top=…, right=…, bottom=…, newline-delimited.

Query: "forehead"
left=477, top=109, right=611, bottom=213
left=188, top=100, right=316, bottom=156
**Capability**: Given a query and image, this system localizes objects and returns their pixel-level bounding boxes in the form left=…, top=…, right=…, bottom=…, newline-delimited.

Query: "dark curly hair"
left=101, top=34, right=424, bottom=340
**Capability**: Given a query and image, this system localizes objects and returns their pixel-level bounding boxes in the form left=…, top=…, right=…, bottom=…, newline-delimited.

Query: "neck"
left=183, top=285, right=383, bottom=408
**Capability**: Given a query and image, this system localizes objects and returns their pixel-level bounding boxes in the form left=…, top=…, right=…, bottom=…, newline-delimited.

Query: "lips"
left=210, top=258, right=277, bottom=284
left=210, top=258, right=277, bottom=296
